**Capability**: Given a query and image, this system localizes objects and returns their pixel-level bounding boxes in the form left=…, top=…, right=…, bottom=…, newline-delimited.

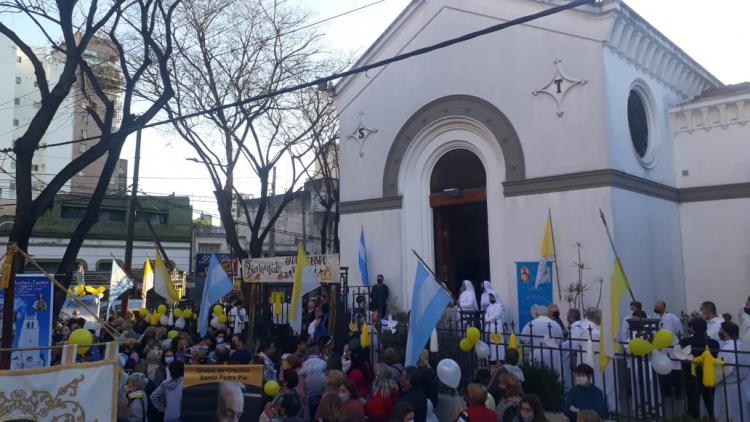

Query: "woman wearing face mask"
left=515, top=395, right=548, bottom=422
left=152, top=350, right=174, bottom=387
left=150, top=360, right=184, bottom=422
left=338, top=379, right=365, bottom=421
left=562, top=364, right=605, bottom=422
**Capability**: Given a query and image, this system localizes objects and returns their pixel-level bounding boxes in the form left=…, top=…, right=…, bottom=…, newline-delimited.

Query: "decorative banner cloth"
left=0, top=274, right=53, bottom=369
left=0, top=343, right=119, bottom=421
left=516, top=261, right=553, bottom=329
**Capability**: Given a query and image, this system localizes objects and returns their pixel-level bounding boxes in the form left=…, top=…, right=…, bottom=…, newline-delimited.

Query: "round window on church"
left=627, top=90, right=649, bottom=158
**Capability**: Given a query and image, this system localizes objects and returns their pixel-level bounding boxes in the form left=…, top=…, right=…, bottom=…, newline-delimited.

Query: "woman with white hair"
left=125, top=372, right=150, bottom=422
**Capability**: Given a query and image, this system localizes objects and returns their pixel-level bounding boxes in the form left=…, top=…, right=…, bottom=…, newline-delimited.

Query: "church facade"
left=334, top=0, right=750, bottom=320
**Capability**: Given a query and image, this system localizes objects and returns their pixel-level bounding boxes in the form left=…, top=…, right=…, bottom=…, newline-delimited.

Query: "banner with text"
left=0, top=274, right=53, bottom=369
left=516, top=261, right=553, bottom=329
left=242, top=254, right=340, bottom=283
left=0, top=350, right=118, bottom=421
left=182, top=365, right=263, bottom=421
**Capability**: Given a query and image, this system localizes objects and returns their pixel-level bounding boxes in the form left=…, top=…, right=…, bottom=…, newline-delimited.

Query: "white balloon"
left=475, top=340, right=490, bottom=359
left=210, top=316, right=220, bottom=328
left=175, top=317, right=186, bottom=330
left=436, top=358, right=461, bottom=389
left=650, top=351, right=672, bottom=375
left=159, top=315, right=169, bottom=326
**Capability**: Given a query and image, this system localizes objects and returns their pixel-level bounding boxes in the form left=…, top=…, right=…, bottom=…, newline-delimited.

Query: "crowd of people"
left=48, top=272, right=750, bottom=422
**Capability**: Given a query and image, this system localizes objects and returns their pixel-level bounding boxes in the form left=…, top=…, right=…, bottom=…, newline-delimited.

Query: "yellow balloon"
left=138, top=307, right=149, bottom=316
left=150, top=315, right=160, bottom=326
left=218, top=314, right=228, bottom=324
left=466, top=327, right=481, bottom=343
left=69, top=328, right=93, bottom=355
left=693, top=346, right=725, bottom=387
left=213, top=304, right=224, bottom=316
left=157, top=304, right=167, bottom=314
left=74, top=285, right=85, bottom=296
left=628, top=337, right=654, bottom=356
left=653, top=329, right=674, bottom=350
left=173, top=309, right=183, bottom=318
left=167, top=330, right=179, bottom=339
left=263, top=380, right=281, bottom=396
left=459, top=338, right=474, bottom=352
left=182, top=309, right=192, bottom=318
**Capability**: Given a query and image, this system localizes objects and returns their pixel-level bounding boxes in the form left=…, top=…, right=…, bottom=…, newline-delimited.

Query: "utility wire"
left=0, top=0, right=595, bottom=154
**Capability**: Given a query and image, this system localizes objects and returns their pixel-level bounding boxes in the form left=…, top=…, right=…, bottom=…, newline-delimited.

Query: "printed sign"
left=242, top=254, right=340, bottom=283
left=60, top=294, right=101, bottom=322
left=182, top=365, right=263, bottom=421
left=0, top=274, right=53, bottom=369
left=196, top=253, right=234, bottom=278
left=0, top=345, right=119, bottom=421
left=516, top=261, right=553, bottom=329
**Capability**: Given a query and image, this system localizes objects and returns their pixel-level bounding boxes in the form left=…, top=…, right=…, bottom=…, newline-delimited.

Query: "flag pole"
left=598, top=209, right=636, bottom=302
left=548, top=209, right=563, bottom=301
left=410, top=249, right=453, bottom=297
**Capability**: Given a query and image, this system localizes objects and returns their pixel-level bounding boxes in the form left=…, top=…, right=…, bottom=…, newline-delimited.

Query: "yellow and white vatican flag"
left=153, top=250, right=179, bottom=304
left=141, top=257, right=154, bottom=302
left=289, top=243, right=320, bottom=333
left=534, top=214, right=555, bottom=289
left=599, top=257, right=631, bottom=371
left=0, top=343, right=119, bottom=421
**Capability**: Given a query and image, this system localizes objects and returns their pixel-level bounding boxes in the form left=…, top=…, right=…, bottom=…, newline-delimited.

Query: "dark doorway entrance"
left=430, top=150, right=490, bottom=298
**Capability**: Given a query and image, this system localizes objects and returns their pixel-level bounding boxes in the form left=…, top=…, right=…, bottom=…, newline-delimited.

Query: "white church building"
left=335, top=0, right=750, bottom=320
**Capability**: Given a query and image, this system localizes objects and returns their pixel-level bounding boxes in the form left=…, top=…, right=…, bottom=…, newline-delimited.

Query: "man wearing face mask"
left=370, top=274, right=389, bottom=317
left=714, top=321, right=748, bottom=422
left=653, top=300, right=683, bottom=397
left=701, top=301, right=724, bottom=341
left=562, top=364, right=605, bottom=422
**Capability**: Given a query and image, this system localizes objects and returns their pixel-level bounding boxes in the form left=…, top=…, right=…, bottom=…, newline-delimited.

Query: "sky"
left=10, top=0, right=746, bottom=220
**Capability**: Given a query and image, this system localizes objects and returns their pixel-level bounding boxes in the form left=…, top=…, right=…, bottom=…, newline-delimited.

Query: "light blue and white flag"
left=106, top=258, right=133, bottom=320
left=199, top=254, right=234, bottom=337
left=405, top=260, right=452, bottom=366
left=358, top=228, right=369, bottom=286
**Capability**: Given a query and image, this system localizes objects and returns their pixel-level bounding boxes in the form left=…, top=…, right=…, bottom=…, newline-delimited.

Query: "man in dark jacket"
left=680, top=318, right=720, bottom=419
left=398, top=366, right=427, bottom=422
left=369, top=274, right=389, bottom=317
left=563, top=364, right=606, bottom=421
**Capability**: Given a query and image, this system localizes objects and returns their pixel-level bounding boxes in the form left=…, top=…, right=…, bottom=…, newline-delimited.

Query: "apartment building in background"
left=0, top=34, right=127, bottom=213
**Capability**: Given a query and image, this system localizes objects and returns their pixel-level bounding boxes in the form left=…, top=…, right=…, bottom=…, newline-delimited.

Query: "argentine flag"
left=358, top=228, right=369, bottom=286
left=405, top=260, right=452, bottom=366
left=199, top=254, right=234, bottom=337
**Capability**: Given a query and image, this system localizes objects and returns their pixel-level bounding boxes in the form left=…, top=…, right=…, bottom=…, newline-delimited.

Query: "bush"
left=520, top=362, right=564, bottom=412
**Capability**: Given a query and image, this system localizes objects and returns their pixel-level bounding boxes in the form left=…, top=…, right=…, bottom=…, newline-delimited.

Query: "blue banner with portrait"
left=0, top=274, right=54, bottom=369
left=195, top=253, right=234, bottom=278
left=516, top=261, right=553, bottom=329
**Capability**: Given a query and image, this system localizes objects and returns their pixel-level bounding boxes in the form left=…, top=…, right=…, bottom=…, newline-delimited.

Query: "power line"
left=0, top=0, right=595, bottom=154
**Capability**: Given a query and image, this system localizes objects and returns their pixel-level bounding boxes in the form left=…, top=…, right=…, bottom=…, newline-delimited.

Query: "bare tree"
left=0, top=0, right=180, bottom=318
left=162, top=0, right=336, bottom=259
left=305, top=91, right=339, bottom=254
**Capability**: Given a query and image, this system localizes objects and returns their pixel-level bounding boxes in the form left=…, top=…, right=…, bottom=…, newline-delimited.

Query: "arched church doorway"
left=430, top=149, right=490, bottom=298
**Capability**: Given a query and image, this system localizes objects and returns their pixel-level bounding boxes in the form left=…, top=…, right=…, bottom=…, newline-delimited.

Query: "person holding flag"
left=290, top=243, right=321, bottom=335
left=405, top=251, right=452, bottom=367
left=198, top=254, right=234, bottom=337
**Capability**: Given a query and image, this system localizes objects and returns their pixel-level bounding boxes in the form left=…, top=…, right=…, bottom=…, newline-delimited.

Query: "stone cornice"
left=670, top=99, right=750, bottom=134
left=604, top=3, right=722, bottom=98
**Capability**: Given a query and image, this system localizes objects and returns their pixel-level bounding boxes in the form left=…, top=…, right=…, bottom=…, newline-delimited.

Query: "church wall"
left=673, top=117, right=750, bottom=188
left=336, top=2, right=614, bottom=202
left=501, top=187, right=614, bottom=321
left=339, top=208, right=403, bottom=300
left=610, top=188, right=686, bottom=314
left=602, top=48, right=683, bottom=187
left=679, top=199, right=750, bottom=316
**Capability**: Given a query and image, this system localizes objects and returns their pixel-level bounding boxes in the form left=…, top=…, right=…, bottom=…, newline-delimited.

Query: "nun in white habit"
left=456, top=280, right=478, bottom=319
left=480, top=281, right=505, bottom=316
left=484, top=291, right=505, bottom=362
